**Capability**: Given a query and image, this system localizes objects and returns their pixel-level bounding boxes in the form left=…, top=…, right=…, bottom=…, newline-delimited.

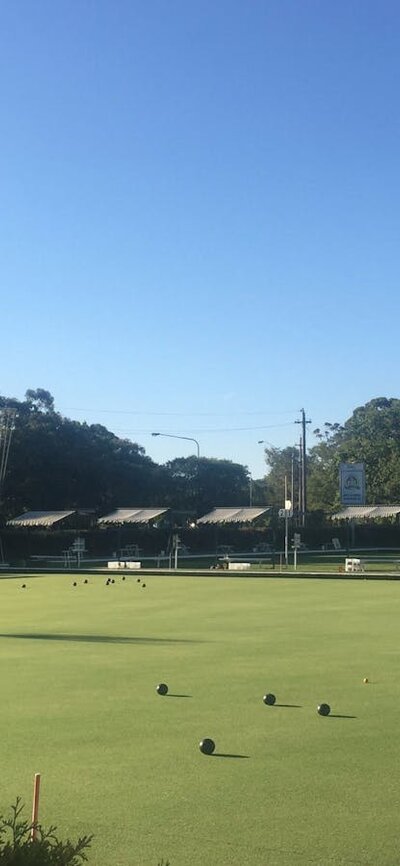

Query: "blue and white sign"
left=339, top=463, right=366, bottom=505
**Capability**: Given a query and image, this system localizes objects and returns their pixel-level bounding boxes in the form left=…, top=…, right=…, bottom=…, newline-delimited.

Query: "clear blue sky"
left=1, top=1, right=399, bottom=478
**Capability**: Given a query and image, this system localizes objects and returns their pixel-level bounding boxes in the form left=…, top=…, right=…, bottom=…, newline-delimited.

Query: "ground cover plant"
left=0, top=572, right=400, bottom=865
left=0, top=798, right=91, bottom=864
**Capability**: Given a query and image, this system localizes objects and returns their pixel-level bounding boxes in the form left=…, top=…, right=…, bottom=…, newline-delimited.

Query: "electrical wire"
left=111, top=422, right=296, bottom=435
left=59, top=406, right=298, bottom=418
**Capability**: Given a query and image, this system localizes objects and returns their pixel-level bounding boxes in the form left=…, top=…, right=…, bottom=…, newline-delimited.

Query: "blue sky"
left=1, top=1, right=399, bottom=478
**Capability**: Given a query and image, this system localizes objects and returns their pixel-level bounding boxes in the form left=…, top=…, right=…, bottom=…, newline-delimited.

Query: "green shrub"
left=0, top=799, right=92, bottom=864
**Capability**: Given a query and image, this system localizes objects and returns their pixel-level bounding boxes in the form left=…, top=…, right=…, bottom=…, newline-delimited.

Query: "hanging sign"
left=339, top=463, right=366, bottom=505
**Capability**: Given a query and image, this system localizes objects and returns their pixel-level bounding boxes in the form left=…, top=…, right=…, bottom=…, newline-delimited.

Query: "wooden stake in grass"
left=30, top=773, right=41, bottom=842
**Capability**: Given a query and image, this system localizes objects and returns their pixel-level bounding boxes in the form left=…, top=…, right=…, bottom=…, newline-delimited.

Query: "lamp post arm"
left=151, top=432, right=200, bottom=458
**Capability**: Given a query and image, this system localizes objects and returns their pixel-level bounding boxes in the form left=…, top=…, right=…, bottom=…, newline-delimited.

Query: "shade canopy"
left=98, top=507, right=168, bottom=525
left=7, top=510, right=75, bottom=528
left=197, top=506, right=270, bottom=525
left=332, top=505, right=400, bottom=520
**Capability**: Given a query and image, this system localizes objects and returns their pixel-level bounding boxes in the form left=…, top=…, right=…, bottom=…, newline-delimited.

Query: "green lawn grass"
left=179, top=551, right=400, bottom=574
left=0, top=572, right=399, bottom=866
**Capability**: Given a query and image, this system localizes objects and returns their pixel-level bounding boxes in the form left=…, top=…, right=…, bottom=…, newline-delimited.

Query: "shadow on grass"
left=0, top=633, right=201, bottom=645
left=274, top=704, right=302, bottom=708
left=212, top=753, right=250, bottom=759
left=328, top=714, right=357, bottom=719
left=165, top=693, right=192, bottom=698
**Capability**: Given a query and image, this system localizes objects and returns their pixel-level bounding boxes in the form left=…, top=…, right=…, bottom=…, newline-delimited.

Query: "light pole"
left=284, top=475, right=289, bottom=567
left=152, top=432, right=200, bottom=570
left=0, top=408, right=16, bottom=565
left=151, top=432, right=200, bottom=458
left=295, top=408, right=311, bottom=527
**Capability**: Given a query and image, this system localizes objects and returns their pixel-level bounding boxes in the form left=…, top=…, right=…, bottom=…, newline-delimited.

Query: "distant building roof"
left=98, top=507, right=168, bottom=525
left=332, top=505, right=400, bottom=520
left=197, top=506, right=270, bottom=525
left=7, top=510, right=76, bottom=528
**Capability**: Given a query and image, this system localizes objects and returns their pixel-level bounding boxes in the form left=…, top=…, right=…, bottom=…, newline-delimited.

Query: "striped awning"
left=197, top=507, right=270, bottom=525
left=369, top=505, right=400, bottom=518
left=332, top=505, right=400, bottom=520
left=98, top=508, right=168, bottom=525
left=7, top=510, right=75, bottom=528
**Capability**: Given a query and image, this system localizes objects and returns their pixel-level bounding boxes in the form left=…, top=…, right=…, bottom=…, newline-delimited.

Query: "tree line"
left=0, top=390, right=250, bottom=519
left=1, top=391, right=399, bottom=521
left=262, top=397, right=400, bottom=514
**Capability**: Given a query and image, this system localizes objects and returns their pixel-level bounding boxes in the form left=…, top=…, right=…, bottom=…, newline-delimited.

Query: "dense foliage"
left=0, top=391, right=250, bottom=518
left=262, top=397, right=400, bottom=512
left=0, top=799, right=91, bottom=864
left=165, top=455, right=249, bottom=515
left=3, top=391, right=399, bottom=520
left=259, top=446, right=300, bottom=507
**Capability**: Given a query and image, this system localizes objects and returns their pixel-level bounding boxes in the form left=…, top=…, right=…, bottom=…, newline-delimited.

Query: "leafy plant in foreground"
left=0, top=799, right=92, bottom=864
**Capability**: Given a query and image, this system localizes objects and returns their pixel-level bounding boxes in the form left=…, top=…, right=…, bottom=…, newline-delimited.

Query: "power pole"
left=291, top=449, right=295, bottom=513
left=295, top=409, right=311, bottom=528
left=297, top=436, right=302, bottom=521
left=0, top=409, right=16, bottom=564
left=0, top=409, right=15, bottom=502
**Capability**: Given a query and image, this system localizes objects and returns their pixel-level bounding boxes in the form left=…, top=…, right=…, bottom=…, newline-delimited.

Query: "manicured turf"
left=0, top=573, right=400, bottom=866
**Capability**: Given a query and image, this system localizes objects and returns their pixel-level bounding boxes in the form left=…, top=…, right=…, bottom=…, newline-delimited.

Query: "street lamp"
left=259, top=438, right=297, bottom=513
left=151, top=432, right=200, bottom=459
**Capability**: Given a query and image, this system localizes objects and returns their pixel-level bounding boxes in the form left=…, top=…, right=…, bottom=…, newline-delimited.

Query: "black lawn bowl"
left=142, top=583, right=146, bottom=588
left=122, top=576, right=126, bottom=581
left=21, top=584, right=26, bottom=589
left=84, top=579, right=88, bottom=584
left=156, top=683, right=168, bottom=696
left=199, top=738, right=216, bottom=755
left=317, top=703, right=331, bottom=716
left=137, top=578, right=141, bottom=583
left=73, top=582, right=77, bottom=587
left=263, top=693, right=276, bottom=706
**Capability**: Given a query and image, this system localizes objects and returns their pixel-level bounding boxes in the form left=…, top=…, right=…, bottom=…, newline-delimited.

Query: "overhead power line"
left=59, top=406, right=298, bottom=418
left=111, top=422, right=296, bottom=435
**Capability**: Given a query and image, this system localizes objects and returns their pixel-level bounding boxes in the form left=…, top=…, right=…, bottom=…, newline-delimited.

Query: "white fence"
left=107, top=561, right=141, bottom=570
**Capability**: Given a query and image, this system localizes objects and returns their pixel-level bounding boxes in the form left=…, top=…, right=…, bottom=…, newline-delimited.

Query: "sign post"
left=293, top=532, right=301, bottom=571
left=30, top=773, right=41, bottom=842
left=339, top=463, right=366, bottom=505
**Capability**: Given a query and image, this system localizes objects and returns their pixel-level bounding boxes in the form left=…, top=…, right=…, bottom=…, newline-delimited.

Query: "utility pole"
left=0, top=409, right=16, bottom=564
left=298, top=436, right=302, bottom=520
left=295, top=409, right=311, bottom=528
left=291, top=449, right=295, bottom=515
left=301, top=409, right=307, bottom=525
left=284, top=475, right=289, bottom=567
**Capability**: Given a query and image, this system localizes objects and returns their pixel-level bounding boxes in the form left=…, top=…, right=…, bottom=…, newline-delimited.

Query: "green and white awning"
left=98, top=508, right=168, bottom=525
left=7, top=510, right=75, bottom=527
left=197, top=507, right=270, bottom=525
left=332, top=505, right=400, bottom=520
